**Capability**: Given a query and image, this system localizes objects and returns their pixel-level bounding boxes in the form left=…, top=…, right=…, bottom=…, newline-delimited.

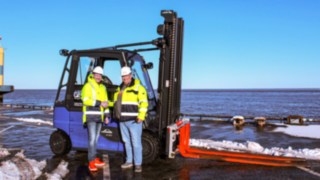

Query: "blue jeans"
left=120, top=120, right=143, bottom=165
left=87, top=121, right=102, bottom=161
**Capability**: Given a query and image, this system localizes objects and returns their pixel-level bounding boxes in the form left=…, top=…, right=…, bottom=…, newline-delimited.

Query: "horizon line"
left=11, top=88, right=320, bottom=91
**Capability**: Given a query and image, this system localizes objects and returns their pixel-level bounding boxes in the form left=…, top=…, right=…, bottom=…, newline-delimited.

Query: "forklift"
left=50, top=10, right=304, bottom=167
left=49, top=10, right=184, bottom=164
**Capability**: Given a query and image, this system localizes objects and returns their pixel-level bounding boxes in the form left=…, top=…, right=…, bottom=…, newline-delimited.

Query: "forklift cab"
left=51, top=49, right=158, bottom=162
left=61, top=50, right=157, bottom=111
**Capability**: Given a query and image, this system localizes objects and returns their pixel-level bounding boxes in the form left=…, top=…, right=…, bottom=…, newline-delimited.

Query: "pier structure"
left=0, top=36, right=14, bottom=102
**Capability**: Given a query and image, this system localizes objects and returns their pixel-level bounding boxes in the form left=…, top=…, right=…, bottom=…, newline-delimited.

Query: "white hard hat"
left=121, top=66, right=132, bottom=76
left=93, top=66, right=103, bottom=75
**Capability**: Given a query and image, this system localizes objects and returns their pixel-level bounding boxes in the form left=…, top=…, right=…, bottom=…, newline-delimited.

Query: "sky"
left=1, top=0, right=320, bottom=89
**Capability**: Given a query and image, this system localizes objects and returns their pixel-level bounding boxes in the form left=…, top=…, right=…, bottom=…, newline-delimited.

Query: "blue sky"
left=1, top=0, right=319, bottom=89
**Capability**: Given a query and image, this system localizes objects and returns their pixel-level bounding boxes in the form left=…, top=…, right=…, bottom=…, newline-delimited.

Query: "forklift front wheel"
left=142, top=131, right=160, bottom=164
left=49, top=130, right=72, bottom=155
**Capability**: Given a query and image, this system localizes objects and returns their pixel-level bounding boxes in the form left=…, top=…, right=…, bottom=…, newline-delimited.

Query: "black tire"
left=142, top=131, right=160, bottom=164
left=49, top=130, right=72, bottom=155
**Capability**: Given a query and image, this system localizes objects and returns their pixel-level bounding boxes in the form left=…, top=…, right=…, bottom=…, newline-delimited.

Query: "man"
left=81, top=66, right=109, bottom=172
left=114, top=66, right=148, bottom=173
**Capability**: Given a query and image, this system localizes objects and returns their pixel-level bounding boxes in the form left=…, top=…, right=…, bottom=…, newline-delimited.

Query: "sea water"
left=5, top=89, right=320, bottom=119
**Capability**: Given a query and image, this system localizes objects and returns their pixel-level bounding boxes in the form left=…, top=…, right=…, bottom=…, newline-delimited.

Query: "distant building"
left=0, top=36, right=14, bottom=102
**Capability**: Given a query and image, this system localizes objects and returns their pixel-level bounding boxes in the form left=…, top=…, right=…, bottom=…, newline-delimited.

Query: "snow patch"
left=190, top=139, right=320, bottom=160
left=0, top=161, right=20, bottom=179
left=15, top=152, right=47, bottom=178
left=0, top=148, right=68, bottom=179
left=0, top=150, right=46, bottom=179
left=15, top=117, right=53, bottom=126
left=45, top=160, right=69, bottom=180
left=273, top=124, right=320, bottom=139
left=0, top=148, right=10, bottom=158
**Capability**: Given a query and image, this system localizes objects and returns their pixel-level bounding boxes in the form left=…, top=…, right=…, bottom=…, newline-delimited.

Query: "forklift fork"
left=167, top=119, right=305, bottom=167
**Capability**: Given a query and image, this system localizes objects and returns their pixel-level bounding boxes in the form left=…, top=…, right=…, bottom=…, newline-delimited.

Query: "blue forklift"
left=49, top=10, right=184, bottom=164
left=49, top=10, right=305, bottom=167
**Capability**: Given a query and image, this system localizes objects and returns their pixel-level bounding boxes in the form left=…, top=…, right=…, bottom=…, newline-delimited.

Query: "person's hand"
left=104, top=117, right=109, bottom=125
left=101, top=101, right=107, bottom=108
left=101, top=101, right=108, bottom=108
left=136, top=118, right=143, bottom=123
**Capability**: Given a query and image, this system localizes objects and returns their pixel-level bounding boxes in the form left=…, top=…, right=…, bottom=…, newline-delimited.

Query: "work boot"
left=89, top=160, right=98, bottom=172
left=94, top=158, right=105, bottom=167
left=121, top=162, right=133, bottom=169
left=134, top=165, right=142, bottom=173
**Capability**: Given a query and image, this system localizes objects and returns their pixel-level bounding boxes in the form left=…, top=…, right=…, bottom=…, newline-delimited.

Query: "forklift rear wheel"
left=142, top=131, right=159, bottom=164
left=49, top=130, right=72, bottom=155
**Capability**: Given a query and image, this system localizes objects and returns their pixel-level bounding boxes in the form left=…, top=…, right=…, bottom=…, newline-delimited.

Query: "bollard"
left=287, top=115, right=304, bottom=125
left=231, top=116, right=245, bottom=127
left=254, top=117, right=267, bottom=127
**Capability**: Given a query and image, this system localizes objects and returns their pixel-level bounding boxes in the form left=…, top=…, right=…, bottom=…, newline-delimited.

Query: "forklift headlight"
left=73, top=90, right=81, bottom=100
left=157, top=24, right=164, bottom=35
left=144, top=62, right=153, bottom=70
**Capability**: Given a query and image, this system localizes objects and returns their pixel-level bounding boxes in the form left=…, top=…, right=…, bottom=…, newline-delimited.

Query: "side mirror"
left=144, top=62, right=153, bottom=69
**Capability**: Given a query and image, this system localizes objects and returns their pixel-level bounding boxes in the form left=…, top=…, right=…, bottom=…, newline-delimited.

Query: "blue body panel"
left=53, top=107, right=124, bottom=152
left=53, top=107, right=70, bottom=134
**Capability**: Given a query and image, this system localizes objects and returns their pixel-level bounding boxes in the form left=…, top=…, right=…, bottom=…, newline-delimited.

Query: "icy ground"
left=11, top=117, right=320, bottom=160
left=1, top=116, right=320, bottom=179
left=0, top=147, right=69, bottom=179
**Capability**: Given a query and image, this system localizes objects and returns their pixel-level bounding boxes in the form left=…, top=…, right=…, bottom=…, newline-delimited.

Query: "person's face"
left=93, top=73, right=102, bottom=83
left=122, top=74, right=132, bottom=85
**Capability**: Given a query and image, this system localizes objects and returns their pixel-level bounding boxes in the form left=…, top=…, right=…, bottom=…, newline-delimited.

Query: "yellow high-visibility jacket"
left=81, top=74, right=109, bottom=124
left=114, top=78, right=148, bottom=122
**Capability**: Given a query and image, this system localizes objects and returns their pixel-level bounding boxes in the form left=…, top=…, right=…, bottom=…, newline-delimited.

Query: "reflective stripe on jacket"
left=81, top=74, right=109, bottom=124
left=114, top=78, right=148, bottom=122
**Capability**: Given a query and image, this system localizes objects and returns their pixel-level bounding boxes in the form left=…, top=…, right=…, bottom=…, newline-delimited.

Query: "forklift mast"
left=156, top=10, right=184, bottom=138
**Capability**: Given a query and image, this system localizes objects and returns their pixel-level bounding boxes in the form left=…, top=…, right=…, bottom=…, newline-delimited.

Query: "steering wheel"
left=102, top=75, right=113, bottom=85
